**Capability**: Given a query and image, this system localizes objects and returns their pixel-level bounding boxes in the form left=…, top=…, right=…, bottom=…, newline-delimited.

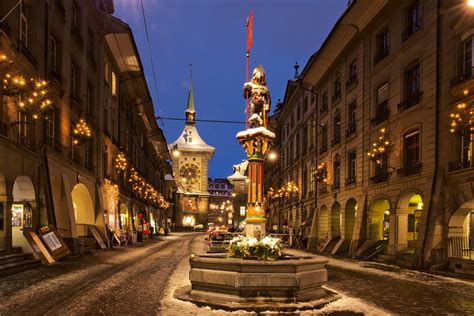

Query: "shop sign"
left=38, top=225, right=71, bottom=260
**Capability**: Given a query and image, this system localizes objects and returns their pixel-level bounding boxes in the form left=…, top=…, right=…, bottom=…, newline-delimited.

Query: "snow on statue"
left=243, top=65, right=271, bottom=128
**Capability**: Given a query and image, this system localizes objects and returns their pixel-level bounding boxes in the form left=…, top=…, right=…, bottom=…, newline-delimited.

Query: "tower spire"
left=185, top=64, right=196, bottom=123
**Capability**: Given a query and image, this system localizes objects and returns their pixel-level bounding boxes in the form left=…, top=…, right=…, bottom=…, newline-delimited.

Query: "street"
left=1, top=234, right=474, bottom=315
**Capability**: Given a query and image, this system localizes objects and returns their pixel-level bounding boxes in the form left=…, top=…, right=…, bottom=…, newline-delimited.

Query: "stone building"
left=266, top=0, right=474, bottom=272
left=227, top=160, right=248, bottom=229
left=207, top=178, right=233, bottom=228
left=169, top=81, right=214, bottom=229
left=0, top=0, right=171, bottom=257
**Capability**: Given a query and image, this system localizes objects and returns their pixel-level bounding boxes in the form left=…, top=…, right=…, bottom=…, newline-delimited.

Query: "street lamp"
left=171, top=144, right=180, bottom=157
left=468, top=0, right=474, bottom=8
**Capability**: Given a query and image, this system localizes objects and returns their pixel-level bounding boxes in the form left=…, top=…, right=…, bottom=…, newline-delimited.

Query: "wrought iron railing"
left=448, top=236, right=473, bottom=260
left=448, top=159, right=473, bottom=172
left=371, top=100, right=390, bottom=126
left=397, top=162, right=423, bottom=177
left=450, top=70, right=474, bottom=88
left=374, top=49, right=389, bottom=65
left=345, top=176, right=356, bottom=186
left=345, top=121, right=356, bottom=137
left=398, top=91, right=423, bottom=112
left=17, top=40, right=37, bottom=68
left=346, top=77, right=357, bottom=90
left=370, top=170, right=390, bottom=184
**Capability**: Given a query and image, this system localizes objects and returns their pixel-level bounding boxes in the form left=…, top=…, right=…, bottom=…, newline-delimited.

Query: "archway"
left=448, top=200, right=474, bottom=258
left=370, top=198, right=390, bottom=240
left=183, top=215, right=195, bottom=227
left=344, top=198, right=357, bottom=240
left=12, top=176, right=36, bottom=252
left=330, top=202, right=341, bottom=237
left=318, top=205, right=329, bottom=241
left=71, top=183, right=95, bottom=237
left=400, top=194, right=423, bottom=251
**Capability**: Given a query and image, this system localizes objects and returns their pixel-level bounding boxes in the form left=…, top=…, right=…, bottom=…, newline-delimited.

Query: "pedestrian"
left=149, top=225, right=154, bottom=239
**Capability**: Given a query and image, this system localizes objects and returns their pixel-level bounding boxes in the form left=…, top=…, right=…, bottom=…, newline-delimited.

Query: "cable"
left=140, top=0, right=161, bottom=115
left=156, top=116, right=322, bottom=128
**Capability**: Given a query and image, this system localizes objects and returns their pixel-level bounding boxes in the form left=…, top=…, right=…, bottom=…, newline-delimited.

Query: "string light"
left=115, top=152, right=128, bottom=172
left=449, top=102, right=474, bottom=134
left=366, top=128, right=393, bottom=166
left=73, top=118, right=92, bottom=145
left=102, top=179, right=119, bottom=213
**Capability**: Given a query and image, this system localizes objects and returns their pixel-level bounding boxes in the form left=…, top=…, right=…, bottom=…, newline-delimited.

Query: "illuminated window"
left=111, top=71, right=117, bottom=96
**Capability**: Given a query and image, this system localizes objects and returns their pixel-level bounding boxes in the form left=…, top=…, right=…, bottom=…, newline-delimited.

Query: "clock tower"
left=169, top=79, right=215, bottom=229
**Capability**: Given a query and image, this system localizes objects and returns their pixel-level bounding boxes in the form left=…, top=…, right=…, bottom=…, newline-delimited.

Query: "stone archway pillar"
left=395, top=208, right=409, bottom=253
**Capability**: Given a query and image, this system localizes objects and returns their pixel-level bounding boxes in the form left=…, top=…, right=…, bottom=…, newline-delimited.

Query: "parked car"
left=207, top=232, right=238, bottom=253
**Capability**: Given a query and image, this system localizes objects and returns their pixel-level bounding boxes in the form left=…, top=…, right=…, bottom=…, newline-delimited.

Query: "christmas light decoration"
left=73, top=118, right=92, bottom=145
left=366, top=128, right=393, bottom=166
left=115, top=152, right=128, bottom=173
left=314, top=162, right=328, bottom=183
left=449, top=102, right=474, bottom=134
left=102, top=179, right=119, bottom=213
left=21, top=79, right=53, bottom=120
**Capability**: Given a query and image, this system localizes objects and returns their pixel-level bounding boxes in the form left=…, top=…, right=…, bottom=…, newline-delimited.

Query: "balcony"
left=401, top=24, right=421, bottom=42
left=398, top=91, right=422, bottom=112
left=319, top=185, right=329, bottom=196
left=345, top=176, right=356, bottom=186
left=448, top=159, right=473, bottom=173
left=331, top=182, right=340, bottom=191
left=0, top=120, right=8, bottom=137
left=331, top=133, right=341, bottom=146
left=19, top=136, right=37, bottom=153
left=17, top=40, right=37, bottom=68
left=371, top=100, right=390, bottom=126
left=370, top=170, right=390, bottom=184
left=345, top=121, right=356, bottom=137
left=331, top=92, right=341, bottom=104
left=397, top=162, right=423, bottom=177
left=374, top=49, right=389, bottom=66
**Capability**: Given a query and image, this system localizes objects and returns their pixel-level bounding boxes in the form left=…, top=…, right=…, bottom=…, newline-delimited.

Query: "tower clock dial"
left=179, top=163, right=201, bottom=188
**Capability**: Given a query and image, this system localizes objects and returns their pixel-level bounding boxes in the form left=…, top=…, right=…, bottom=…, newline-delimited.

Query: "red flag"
left=247, top=11, right=253, bottom=52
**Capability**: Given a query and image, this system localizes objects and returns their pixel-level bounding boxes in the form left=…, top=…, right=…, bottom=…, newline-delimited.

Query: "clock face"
left=179, top=163, right=201, bottom=188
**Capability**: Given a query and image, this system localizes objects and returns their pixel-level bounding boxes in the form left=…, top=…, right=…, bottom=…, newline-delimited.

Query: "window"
left=372, top=83, right=389, bottom=125
left=347, top=60, right=357, bottom=87
left=464, top=37, right=474, bottom=78
left=405, top=62, right=420, bottom=96
left=304, top=95, right=309, bottom=113
left=333, top=155, right=340, bottom=189
left=321, top=92, right=328, bottom=113
left=104, top=60, right=109, bottom=83
left=72, top=2, right=80, bottom=33
left=87, top=29, right=94, bottom=55
left=404, top=1, right=422, bottom=39
left=111, top=71, right=117, bottom=96
left=50, top=36, right=57, bottom=72
left=20, top=1, right=28, bottom=46
left=45, top=109, right=56, bottom=146
left=103, top=108, right=109, bottom=134
left=374, top=27, right=389, bottom=64
left=86, top=84, right=93, bottom=117
left=333, top=77, right=342, bottom=101
left=333, top=111, right=341, bottom=145
left=320, top=124, right=328, bottom=154
left=346, top=101, right=357, bottom=136
left=404, top=131, right=420, bottom=168
left=347, top=150, right=356, bottom=185
left=310, top=164, right=315, bottom=192
left=70, top=64, right=78, bottom=98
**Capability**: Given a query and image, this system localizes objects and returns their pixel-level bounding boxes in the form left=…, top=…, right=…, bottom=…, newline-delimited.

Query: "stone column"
left=396, top=208, right=409, bottom=253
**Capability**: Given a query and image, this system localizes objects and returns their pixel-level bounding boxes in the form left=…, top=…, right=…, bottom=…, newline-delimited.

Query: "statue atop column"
left=243, top=65, right=271, bottom=128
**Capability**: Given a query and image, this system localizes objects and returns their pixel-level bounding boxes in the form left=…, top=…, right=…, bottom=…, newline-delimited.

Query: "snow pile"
left=236, top=127, right=276, bottom=139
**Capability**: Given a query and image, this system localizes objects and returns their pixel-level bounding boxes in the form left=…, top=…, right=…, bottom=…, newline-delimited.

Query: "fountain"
left=174, top=65, right=339, bottom=313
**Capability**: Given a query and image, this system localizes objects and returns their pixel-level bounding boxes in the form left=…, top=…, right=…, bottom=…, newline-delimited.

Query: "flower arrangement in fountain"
left=226, top=235, right=283, bottom=260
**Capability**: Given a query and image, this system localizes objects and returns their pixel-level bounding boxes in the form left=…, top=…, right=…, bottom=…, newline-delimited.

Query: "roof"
left=169, top=122, right=215, bottom=152
left=186, top=80, right=195, bottom=113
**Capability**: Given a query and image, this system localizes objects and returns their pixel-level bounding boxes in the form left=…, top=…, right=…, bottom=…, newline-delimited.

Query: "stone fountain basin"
left=175, top=253, right=339, bottom=312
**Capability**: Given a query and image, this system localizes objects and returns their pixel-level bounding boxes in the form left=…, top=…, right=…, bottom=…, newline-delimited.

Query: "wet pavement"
left=1, top=234, right=473, bottom=315
left=0, top=233, right=203, bottom=315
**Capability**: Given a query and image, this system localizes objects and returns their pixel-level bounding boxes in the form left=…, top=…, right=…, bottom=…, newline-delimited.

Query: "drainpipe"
left=419, top=0, right=440, bottom=270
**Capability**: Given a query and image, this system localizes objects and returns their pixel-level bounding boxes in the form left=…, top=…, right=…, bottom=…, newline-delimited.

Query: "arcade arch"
left=318, top=205, right=329, bottom=240
left=344, top=198, right=357, bottom=240
left=330, top=202, right=341, bottom=237
left=370, top=198, right=390, bottom=240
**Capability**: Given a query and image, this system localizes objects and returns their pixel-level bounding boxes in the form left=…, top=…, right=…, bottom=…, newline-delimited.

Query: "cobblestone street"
left=1, top=234, right=473, bottom=315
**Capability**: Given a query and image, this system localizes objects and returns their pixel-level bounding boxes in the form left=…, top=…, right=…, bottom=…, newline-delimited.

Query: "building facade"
left=0, top=0, right=172, bottom=255
left=207, top=178, right=233, bottom=228
left=169, top=81, right=214, bottom=229
left=266, top=0, right=474, bottom=272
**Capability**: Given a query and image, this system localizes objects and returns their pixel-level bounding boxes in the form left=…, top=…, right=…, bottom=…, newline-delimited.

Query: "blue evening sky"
left=113, top=0, right=348, bottom=178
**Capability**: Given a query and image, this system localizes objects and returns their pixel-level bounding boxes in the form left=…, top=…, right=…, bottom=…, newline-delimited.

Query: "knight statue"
left=243, top=65, right=271, bottom=128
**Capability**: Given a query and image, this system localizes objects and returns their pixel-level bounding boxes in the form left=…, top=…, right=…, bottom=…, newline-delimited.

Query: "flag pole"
left=245, top=11, right=253, bottom=130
